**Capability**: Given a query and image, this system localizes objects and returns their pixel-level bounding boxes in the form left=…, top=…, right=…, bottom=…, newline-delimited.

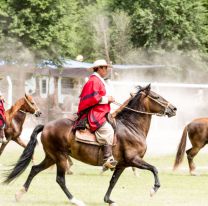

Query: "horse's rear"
left=174, top=118, right=208, bottom=174
left=41, top=118, right=73, bottom=160
left=187, top=118, right=208, bottom=144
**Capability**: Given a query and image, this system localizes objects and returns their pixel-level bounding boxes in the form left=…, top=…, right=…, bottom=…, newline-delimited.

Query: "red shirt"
left=0, top=99, right=6, bottom=125
left=78, top=74, right=110, bottom=131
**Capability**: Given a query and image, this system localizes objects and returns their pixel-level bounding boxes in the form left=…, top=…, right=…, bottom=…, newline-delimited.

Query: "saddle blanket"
left=75, top=129, right=100, bottom=146
left=75, top=129, right=117, bottom=146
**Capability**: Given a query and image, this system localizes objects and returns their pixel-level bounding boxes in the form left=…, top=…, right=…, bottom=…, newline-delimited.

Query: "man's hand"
left=108, top=96, right=115, bottom=103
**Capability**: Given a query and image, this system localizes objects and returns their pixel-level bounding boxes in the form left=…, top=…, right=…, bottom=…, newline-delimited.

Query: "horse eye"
left=150, top=95, right=159, bottom=99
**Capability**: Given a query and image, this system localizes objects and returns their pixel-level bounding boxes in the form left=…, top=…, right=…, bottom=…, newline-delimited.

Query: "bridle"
left=19, top=96, right=39, bottom=115
left=113, top=92, right=170, bottom=117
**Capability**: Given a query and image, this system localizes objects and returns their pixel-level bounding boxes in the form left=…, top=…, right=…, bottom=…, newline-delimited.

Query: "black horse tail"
left=173, top=125, right=187, bottom=171
left=3, top=124, right=44, bottom=184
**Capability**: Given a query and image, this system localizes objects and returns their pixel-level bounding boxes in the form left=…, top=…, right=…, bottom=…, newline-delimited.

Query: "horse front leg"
left=66, top=156, right=73, bottom=175
left=131, top=156, right=160, bottom=196
left=104, top=166, right=125, bottom=206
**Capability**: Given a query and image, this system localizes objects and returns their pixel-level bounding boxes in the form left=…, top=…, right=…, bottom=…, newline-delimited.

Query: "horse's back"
left=43, top=118, right=74, bottom=132
left=187, top=118, right=208, bottom=142
left=41, top=118, right=105, bottom=166
left=188, top=118, right=208, bottom=129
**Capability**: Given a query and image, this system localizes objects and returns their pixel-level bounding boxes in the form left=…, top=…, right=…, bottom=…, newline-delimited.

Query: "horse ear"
left=146, top=84, right=151, bottom=92
left=136, top=85, right=143, bottom=92
left=25, top=93, right=28, bottom=99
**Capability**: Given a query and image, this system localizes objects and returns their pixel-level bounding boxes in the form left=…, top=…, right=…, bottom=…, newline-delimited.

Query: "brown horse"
left=4, top=84, right=176, bottom=206
left=173, top=118, right=208, bottom=175
left=0, top=94, right=41, bottom=156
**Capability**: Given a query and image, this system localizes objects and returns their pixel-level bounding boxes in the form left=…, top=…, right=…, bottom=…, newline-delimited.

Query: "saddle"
left=74, top=113, right=117, bottom=146
left=75, top=128, right=117, bottom=146
left=75, top=129, right=100, bottom=146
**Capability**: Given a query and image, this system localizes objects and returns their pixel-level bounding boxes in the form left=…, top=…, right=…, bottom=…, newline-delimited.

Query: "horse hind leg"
left=186, top=147, right=201, bottom=176
left=15, top=156, right=54, bottom=201
left=56, top=155, right=85, bottom=206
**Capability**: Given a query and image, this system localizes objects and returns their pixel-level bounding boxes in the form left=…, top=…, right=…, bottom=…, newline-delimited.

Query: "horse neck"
left=6, top=99, right=25, bottom=122
left=116, top=111, right=152, bottom=138
left=13, top=111, right=27, bottom=122
left=129, top=113, right=152, bottom=137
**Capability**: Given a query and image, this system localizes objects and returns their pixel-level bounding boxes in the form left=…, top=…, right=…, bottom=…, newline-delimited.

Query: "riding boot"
left=0, top=128, right=7, bottom=143
left=102, top=144, right=117, bottom=171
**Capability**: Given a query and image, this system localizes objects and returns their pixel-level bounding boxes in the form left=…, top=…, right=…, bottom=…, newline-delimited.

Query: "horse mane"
left=111, top=95, right=134, bottom=118
left=115, top=86, right=144, bottom=120
left=6, top=97, right=25, bottom=123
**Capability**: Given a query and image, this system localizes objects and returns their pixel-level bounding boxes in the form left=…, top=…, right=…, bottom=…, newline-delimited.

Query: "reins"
left=17, top=97, right=39, bottom=115
left=19, top=110, right=27, bottom=114
left=112, top=92, right=170, bottom=117
left=23, top=96, right=39, bottom=114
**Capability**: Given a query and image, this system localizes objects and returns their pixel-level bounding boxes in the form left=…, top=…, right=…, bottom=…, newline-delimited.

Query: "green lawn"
left=0, top=144, right=208, bottom=206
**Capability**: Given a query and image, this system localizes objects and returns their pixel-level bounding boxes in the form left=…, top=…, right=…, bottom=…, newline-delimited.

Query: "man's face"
left=97, top=66, right=109, bottom=78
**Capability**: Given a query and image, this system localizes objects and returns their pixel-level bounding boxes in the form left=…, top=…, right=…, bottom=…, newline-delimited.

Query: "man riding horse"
left=74, top=59, right=117, bottom=171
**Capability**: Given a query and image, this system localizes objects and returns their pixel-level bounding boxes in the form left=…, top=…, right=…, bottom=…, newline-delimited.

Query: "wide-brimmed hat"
left=88, top=59, right=110, bottom=72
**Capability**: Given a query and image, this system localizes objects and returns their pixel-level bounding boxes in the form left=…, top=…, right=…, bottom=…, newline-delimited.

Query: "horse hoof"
left=109, top=203, right=118, bottom=206
left=190, top=171, right=199, bottom=176
left=70, top=197, right=86, bottom=206
left=67, top=170, right=73, bottom=175
left=15, top=187, right=26, bottom=202
left=150, top=188, right=156, bottom=197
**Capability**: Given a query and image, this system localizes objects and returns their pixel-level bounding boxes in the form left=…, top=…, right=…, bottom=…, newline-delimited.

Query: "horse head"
left=138, top=84, right=177, bottom=117
left=22, top=94, right=42, bottom=117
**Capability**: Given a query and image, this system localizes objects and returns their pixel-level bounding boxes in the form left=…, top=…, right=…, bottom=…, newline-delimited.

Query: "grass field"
left=0, top=143, right=208, bottom=206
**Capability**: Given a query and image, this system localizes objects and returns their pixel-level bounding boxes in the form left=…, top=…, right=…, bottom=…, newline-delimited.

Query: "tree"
left=0, top=0, right=81, bottom=63
left=109, top=0, right=208, bottom=53
left=110, top=11, right=133, bottom=64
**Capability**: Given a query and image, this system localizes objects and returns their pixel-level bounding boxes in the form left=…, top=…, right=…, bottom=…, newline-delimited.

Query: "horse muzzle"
left=34, top=110, right=42, bottom=117
left=166, top=105, right=177, bottom=117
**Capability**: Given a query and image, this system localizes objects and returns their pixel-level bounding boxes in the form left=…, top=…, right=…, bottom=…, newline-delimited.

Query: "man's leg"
left=95, top=122, right=117, bottom=170
left=102, top=144, right=117, bottom=169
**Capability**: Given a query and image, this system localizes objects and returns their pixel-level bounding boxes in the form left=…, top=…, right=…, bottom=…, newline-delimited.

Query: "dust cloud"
left=110, top=49, right=208, bottom=155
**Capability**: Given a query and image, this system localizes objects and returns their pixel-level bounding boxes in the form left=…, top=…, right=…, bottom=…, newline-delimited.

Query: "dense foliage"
left=0, top=0, right=207, bottom=69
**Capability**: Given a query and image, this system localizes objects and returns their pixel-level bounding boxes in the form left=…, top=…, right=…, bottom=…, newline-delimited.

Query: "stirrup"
left=103, top=156, right=117, bottom=170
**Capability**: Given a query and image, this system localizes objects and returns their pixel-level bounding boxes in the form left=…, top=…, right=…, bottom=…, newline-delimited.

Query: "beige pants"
left=95, top=121, right=114, bottom=145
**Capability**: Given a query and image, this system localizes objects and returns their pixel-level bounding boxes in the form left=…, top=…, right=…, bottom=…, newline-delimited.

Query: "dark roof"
left=0, top=59, right=169, bottom=77
left=38, top=59, right=166, bottom=69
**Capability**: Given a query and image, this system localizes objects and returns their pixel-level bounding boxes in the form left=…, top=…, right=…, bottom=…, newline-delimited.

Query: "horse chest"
left=135, top=140, right=147, bottom=153
left=6, top=125, right=21, bottom=138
